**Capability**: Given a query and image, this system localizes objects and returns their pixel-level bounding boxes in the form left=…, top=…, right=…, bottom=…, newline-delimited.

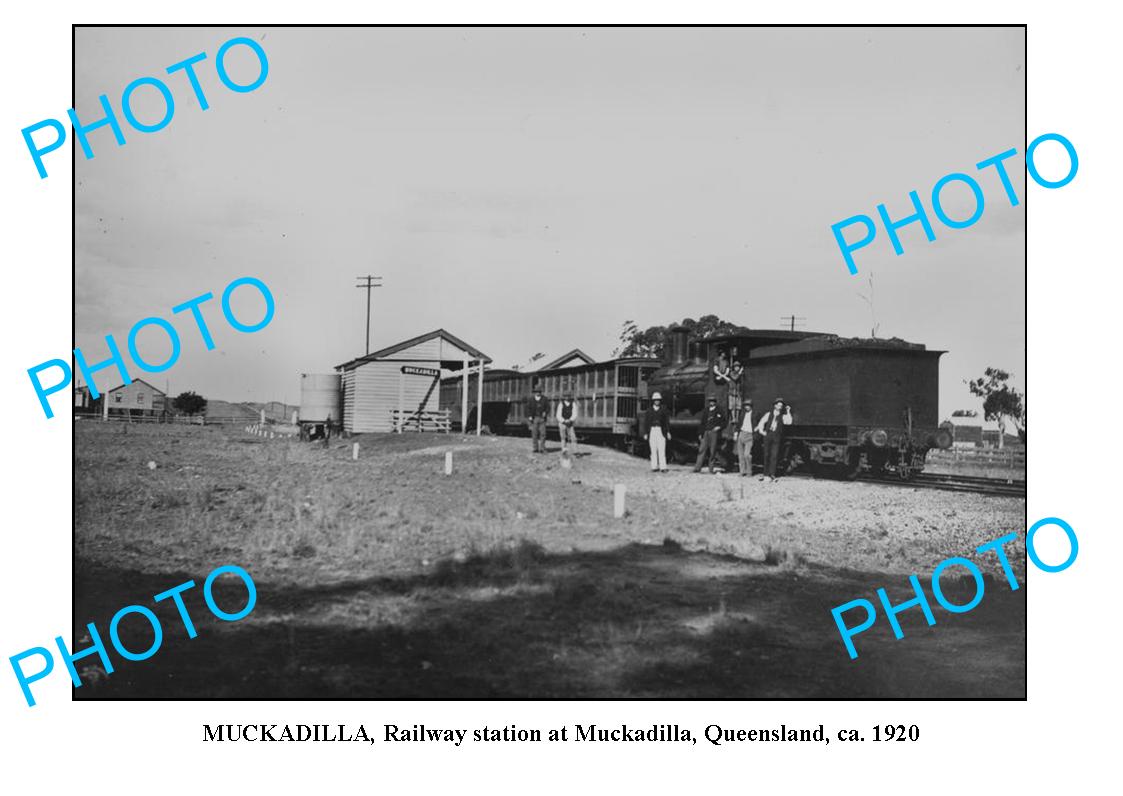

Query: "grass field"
left=74, top=422, right=1026, bottom=699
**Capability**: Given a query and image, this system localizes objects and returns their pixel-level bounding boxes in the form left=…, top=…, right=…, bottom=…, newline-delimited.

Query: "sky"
left=75, top=26, right=1025, bottom=417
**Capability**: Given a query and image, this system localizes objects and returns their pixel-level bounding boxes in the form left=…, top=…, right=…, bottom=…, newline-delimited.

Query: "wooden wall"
left=343, top=360, right=441, bottom=433
left=105, top=381, right=165, bottom=414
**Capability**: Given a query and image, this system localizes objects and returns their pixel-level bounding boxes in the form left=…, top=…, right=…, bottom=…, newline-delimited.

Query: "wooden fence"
left=85, top=413, right=256, bottom=425
left=927, top=447, right=1026, bottom=467
left=391, top=409, right=451, bottom=433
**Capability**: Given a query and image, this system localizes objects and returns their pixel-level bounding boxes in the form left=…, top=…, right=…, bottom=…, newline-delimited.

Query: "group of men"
left=525, top=387, right=579, bottom=454
left=644, top=392, right=793, bottom=481
left=524, top=366, right=793, bottom=480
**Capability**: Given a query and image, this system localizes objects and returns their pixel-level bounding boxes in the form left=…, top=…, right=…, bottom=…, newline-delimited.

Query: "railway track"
left=856, top=471, right=1026, bottom=497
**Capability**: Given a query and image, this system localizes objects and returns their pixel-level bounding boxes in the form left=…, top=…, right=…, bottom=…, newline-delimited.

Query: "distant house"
left=946, top=422, right=984, bottom=448
left=102, top=379, right=167, bottom=418
left=74, top=384, right=94, bottom=412
left=982, top=429, right=1024, bottom=449
left=944, top=420, right=1022, bottom=449
left=537, top=349, right=595, bottom=372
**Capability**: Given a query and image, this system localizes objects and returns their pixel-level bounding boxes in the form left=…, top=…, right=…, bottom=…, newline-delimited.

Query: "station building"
left=336, top=329, right=491, bottom=434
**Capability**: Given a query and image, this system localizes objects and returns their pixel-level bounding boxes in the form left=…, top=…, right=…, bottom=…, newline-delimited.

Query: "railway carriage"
left=438, top=357, right=661, bottom=446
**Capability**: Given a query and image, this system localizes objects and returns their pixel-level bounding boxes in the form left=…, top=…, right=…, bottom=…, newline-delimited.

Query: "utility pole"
left=780, top=315, right=806, bottom=332
left=356, top=275, right=383, bottom=354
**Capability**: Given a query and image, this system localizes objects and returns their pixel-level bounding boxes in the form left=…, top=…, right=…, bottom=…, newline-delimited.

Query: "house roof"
left=537, top=348, right=596, bottom=371
left=103, top=378, right=166, bottom=396
left=336, top=328, right=492, bottom=371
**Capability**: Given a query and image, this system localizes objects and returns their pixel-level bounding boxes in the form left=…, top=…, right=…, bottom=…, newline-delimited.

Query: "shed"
left=336, top=329, right=492, bottom=434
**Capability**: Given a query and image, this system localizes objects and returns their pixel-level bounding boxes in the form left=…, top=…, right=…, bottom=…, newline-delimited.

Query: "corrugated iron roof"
left=336, top=328, right=492, bottom=370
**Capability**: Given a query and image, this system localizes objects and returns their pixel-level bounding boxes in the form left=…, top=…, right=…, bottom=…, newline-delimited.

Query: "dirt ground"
left=73, top=422, right=1026, bottom=699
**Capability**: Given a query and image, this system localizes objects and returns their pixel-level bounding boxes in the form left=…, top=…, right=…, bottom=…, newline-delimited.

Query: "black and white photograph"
left=71, top=25, right=1026, bottom=699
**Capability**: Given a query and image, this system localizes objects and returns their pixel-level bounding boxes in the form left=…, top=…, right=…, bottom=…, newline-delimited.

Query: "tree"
left=614, top=314, right=751, bottom=359
left=966, top=368, right=1025, bottom=448
left=173, top=391, right=207, bottom=416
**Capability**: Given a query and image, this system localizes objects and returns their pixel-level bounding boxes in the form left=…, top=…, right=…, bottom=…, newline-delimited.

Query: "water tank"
left=300, top=373, right=341, bottom=423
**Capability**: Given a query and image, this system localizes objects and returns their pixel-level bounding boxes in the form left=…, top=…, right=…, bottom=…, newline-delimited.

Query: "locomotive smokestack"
left=669, top=326, right=689, bottom=365
left=689, top=339, right=707, bottom=365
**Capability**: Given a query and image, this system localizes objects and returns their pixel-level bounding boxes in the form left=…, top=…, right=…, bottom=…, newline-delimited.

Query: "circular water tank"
left=300, top=373, right=341, bottom=423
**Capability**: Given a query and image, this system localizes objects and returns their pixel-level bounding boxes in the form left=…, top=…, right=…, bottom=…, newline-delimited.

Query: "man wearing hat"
left=556, top=393, right=579, bottom=455
left=693, top=395, right=728, bottom=474
left=735, top=397, right=755, bottom=476
left=644, top=392, right=671, bottom=472
left=755, top=397, right=793, bottom=481
left=526, top=385, right=550, bottom=453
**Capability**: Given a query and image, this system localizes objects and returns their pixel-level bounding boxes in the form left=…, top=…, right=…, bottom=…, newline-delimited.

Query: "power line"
left=356, top=275, right=383, bottom=354
left=780, top=314, right=806, bottom=332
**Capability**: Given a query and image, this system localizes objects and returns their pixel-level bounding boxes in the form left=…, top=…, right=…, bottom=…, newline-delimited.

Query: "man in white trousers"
left=644, top=392, right=671, bottom=472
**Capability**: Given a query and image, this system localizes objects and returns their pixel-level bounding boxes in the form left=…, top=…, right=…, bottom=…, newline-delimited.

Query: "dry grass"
left=73, top=422, right=1027, bottom=699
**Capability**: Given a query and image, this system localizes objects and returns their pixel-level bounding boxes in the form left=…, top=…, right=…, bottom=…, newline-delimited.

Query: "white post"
left=476, top=358, right=485, bottom=436
left=445, top=451, right=453, bottom=475
left=352, top=443, right=359, bottom=460
left=613, top=484, right=626, bottom=518
left=461, top=355, right=469, bottom=436
left=397, top=371, right=404, bottom=433
left=260, top=408, right=266, bottom=425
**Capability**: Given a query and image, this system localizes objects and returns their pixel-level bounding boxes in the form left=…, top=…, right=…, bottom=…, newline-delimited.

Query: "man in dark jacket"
left=755, top=397, right=793, bottom=481
left=693, top=396, right=727, bottom=474
left=526, top=387, right=550, bottom=453
left=644, top=391, right=671, bottom=472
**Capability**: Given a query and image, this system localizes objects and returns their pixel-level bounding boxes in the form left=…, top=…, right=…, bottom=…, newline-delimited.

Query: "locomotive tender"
left=438, top=325, right=952, bottom=476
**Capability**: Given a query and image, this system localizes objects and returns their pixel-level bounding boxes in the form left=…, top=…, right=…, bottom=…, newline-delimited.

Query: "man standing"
left=728, top=361, right=745, bottom=413
left=712, top=351, right=732, bottom=410
left=693, top=396, right=727, bottom=474
left=735, top=397, right=754, bottom=476
left=755, top=397, right=793, bottom=481
left=645, top=392, right=671, bottom=472
left=556, top=394, right=579, bottom=455
left=526, top=386, right=549, bottom=453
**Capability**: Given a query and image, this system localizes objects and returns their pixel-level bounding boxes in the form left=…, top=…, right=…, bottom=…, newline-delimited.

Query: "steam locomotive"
left=438, top=326, right=952, bottom=476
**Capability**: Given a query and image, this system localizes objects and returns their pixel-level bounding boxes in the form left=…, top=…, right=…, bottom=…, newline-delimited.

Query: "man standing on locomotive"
left=728, top=360, right=745, bottom=413
left=755, top=397, right=793, bottom=481
left=735, top=397, right=754, bottom=476
left=693, top=395, right=727, bottom=474
left=526, top=385, right=550, bottom=453
left=645, top=391, right=671, bottom=473
left=712, top=350, right=732, bottom=409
